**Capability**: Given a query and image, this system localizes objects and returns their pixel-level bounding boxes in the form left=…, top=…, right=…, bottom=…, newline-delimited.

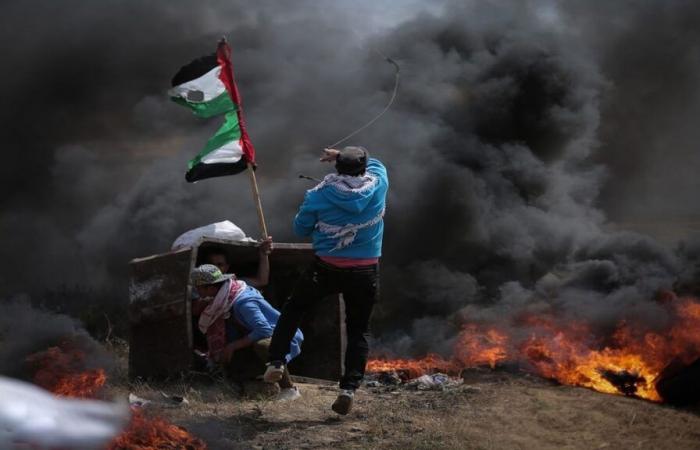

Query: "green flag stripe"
left=187, top=111, right=242, bottom=169
left=171, top=91, right=237, bottom=119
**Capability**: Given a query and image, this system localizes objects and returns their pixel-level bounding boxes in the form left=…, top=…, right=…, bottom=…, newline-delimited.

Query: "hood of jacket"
left=311, top=172, right=380, bottom=214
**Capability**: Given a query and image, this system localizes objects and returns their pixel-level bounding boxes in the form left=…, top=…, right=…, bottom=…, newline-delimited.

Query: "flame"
left=367, top=327, right=509, bottom=376
left=368, top=296, right=700, bottom=402
left=520, top=328, right=663, bottom=401
left=367, top=354, right=459, bottom=378
left=454, top=325, right=509, bottom=368
left=108, top=409, right=206, bottom=450
left=520, top=298, right=700, bottom=401
left=27, top=341, right=206, bottom=449
left=26, top=343, right=106, bottom=398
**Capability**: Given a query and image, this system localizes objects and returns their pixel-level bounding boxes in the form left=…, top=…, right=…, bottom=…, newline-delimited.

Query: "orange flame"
left=519, top=298, right=700, bottom=401
left=454, top=325, right=509, bottom=368
left=520, top=328, right=663, bottom=401
left=367, top=354, right=459, bottom=378
left=108, top=409, right=206, bottom=450
left=368, top=296, right=700, bottom=402
left=27, top=341, right=206, bottom=449
left=26, top=344, right=106, bottom=398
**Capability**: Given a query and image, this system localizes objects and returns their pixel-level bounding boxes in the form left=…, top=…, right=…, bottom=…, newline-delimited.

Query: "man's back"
left=292, top=158, right=388, bottom=258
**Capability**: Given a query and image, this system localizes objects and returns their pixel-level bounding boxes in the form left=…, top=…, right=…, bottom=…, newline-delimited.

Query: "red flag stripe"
left=216, top=40, right=256, bottom=165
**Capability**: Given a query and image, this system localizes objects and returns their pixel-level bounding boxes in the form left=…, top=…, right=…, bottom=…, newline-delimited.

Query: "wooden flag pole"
left=247, top=163, right=268, bottom=238
left=217, top=38, right=267, bottom=239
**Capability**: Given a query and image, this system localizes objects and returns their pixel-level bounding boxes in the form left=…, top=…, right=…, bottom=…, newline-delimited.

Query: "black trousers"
left=269, top=258, right=379, bottom=390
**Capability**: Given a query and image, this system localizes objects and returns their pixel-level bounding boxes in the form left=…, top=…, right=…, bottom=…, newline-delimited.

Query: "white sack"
left=171, top=221, right=250, bottom=251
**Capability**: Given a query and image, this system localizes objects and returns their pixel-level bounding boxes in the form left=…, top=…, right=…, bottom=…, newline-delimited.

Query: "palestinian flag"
left=169, top=40, right=256, bottom=182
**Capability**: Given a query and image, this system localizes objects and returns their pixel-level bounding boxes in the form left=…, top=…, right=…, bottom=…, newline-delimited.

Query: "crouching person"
left=191, top=264, right=304, bottom=401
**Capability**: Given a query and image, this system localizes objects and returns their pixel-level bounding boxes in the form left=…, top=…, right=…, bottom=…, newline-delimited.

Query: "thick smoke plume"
left=1, top=1, right=699, bottom=358
left=0, top=300, right=112, bottom=379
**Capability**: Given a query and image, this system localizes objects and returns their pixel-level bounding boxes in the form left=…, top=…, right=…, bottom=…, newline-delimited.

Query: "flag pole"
left=217, top=36, right=268, bottom=239
left=246, top=163, right=268, bottom=238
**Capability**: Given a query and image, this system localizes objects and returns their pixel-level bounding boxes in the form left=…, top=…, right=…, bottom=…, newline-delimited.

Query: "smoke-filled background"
left=1, top=0, right=700, bottom=356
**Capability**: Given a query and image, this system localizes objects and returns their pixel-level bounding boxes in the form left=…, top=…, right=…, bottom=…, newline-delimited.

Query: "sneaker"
left=263, top=361, right=285, bottom=383
left=331, top=389, right=354, bottom=415
left=276, top=386, right=301, bottom=402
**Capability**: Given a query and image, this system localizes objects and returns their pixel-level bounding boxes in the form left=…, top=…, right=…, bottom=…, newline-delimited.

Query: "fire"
left=367, top=354, right=459, bottom=378
left=520, top=329, right=663, bottom=401
left=520, top=297, right=700, bottom=401
left=454, top=325, right=509, bottom=368
left=367, top=327, right=509, bottom=377
left=108, top=409, right=206, bottom=450
left=25, top=343, right=106, bottom=398
left=26, top=341, right=206, bottom=449
left=367, top=296, right=700, bottom=402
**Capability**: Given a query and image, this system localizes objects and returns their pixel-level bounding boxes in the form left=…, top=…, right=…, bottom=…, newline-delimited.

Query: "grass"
left=101, top=352, right=700, bottom=450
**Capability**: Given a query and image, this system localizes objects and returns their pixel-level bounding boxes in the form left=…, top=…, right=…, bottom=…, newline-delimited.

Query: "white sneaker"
left=263, top=361, right=285, bottom=383
left=276, top=386, right=301, bottom=402
left=332, top=389, right=354, bottom=415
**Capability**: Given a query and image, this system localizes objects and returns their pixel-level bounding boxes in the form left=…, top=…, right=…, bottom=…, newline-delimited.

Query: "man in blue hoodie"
left=265, top=146, right=388, bottom=415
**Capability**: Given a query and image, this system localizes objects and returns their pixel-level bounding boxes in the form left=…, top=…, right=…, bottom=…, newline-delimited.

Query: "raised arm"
left=367, top=158, right=388, bottom=188
left=241, top=237, right=273, bottom=288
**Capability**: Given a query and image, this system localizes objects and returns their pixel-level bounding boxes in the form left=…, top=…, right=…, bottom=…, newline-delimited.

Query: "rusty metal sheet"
left=128, top=249, right=193, bottom=379
left=129, top=248, right=193, bottom=307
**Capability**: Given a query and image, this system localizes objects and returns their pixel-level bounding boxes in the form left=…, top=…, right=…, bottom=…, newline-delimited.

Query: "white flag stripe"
left=168, top=66, right=226, bottom=103
left=201, top=140, right=244, bottom=164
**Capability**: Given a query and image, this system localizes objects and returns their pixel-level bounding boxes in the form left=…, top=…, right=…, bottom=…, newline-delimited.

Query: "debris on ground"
left=406, top=373, right=462, bottom=391
left=364, top=371, right=463, bottom=392
left=128, top=392, right=189, bottom=409
left=128, top=393, right=151, bottom=408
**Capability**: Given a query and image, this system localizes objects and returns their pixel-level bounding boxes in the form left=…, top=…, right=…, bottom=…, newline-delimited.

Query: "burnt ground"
left=106, top=346, right=700, bottom=450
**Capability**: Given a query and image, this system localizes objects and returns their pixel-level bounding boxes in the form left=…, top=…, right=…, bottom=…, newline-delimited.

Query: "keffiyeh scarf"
left=198, top=279, right=246, bottom=361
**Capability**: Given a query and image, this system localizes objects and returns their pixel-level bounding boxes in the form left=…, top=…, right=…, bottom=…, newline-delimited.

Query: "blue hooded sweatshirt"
left=293, top=158, right=388, bottom=258
left=225, top=285, right=304, bottom=363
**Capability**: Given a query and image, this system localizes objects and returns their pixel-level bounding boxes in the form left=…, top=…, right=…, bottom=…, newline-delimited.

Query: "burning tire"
left=656, top=358, right=700, bottom=406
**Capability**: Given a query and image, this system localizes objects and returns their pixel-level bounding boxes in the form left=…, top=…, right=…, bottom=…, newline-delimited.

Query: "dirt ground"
left=111, top=367, right=700, bottom=450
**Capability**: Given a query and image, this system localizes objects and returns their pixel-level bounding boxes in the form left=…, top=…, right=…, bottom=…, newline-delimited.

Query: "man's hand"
left=258, top=236, right=273, bottom=255
left=320, top=148, right=340, bottom=162
left=245, top=238, right=272, bottom=288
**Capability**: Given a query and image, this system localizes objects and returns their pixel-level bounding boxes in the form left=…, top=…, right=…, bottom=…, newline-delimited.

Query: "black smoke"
left=0, top=1, right=699, bottom=358
left=0, top=299, right=113, bottom=379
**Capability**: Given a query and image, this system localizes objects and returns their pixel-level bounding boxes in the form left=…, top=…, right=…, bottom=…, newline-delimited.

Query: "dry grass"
left=104, top=367, right=700, bottom=450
